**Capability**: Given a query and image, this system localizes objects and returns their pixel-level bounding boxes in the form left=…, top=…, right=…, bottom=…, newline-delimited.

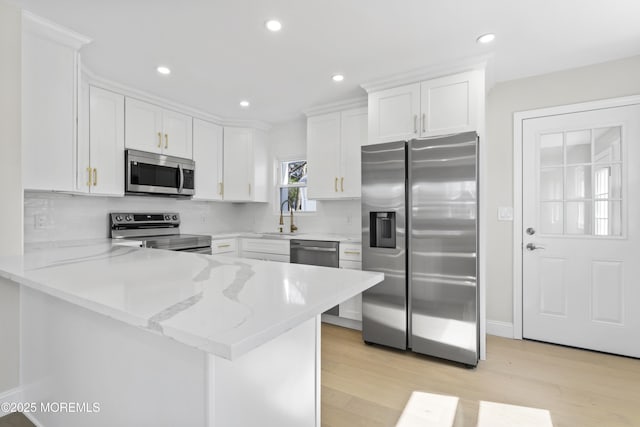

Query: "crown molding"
left=22, top=10, right=92, bottom=49
left=82, top=67, right=271, bottom=131
left=303, top=96, right=367, bottom=117
left=360, top=54, right=492, bottom=93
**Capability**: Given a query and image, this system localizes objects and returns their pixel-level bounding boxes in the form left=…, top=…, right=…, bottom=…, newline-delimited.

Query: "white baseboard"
left=321, top=314, right=362, bottom=331
left=0, top=386, right=23, bottom=416
left=23, top=409, right=46, bottom=427
left=0, top=388, right=44, bottom=426
left=486, top=320, right=514, bottom=338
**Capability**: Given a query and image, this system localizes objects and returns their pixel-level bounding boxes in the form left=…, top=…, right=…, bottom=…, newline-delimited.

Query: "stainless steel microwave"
left=125, top=149, right=195, bottom=197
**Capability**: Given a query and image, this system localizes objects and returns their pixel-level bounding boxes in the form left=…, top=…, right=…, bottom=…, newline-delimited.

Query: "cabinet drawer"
left=241, top=238, right=290, bottom=256
left=340, top=243, right=362, bottom=263
left=243, top=252, right=290, bottom=263
left=211, top=238, right=237, bottom=255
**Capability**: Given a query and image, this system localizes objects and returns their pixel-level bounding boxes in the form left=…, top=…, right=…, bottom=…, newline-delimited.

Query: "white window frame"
left=274, top=157, right=317, bottom=215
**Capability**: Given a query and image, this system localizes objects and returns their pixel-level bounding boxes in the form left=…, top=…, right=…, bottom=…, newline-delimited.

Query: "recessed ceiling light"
left=332, top=74, right=345, bottom=82
left=239, top=100, right=250, bottom=108
left=156, top=66, right=171, bottom=75
left=265, top=20, right=282, bottom=32
left=476, top=33, right=495, bottom=44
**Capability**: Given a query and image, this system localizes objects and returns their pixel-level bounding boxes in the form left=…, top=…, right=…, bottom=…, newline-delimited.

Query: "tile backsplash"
left=24, top=192, right=250, bottom=243
left=24, top=192, right=361, bottom=244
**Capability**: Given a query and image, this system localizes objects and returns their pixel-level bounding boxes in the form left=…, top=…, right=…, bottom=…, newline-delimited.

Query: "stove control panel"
left=110, top=212, right=180, bottom=228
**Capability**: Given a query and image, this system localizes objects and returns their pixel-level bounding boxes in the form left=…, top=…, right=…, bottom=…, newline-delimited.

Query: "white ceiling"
left=12, top=0, right=640, bottom=124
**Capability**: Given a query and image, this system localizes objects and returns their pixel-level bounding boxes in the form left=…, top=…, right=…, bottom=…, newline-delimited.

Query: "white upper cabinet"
left=22, top=13, right=90, bottom=192
left=307, top=113, right=341, bottom=199
left=125, top=98, right=193, bottom=159
left=222, top=127, right=268, bottom=202
left=420, top=71, right=481, bottom=137
left=340, top=108, right=367, bottom=198
left=192, top=119, right=223, bottom=201
left=307, top=107, right=367, bottom=200
left=368, top=83, right=420, bottom=145
left=162, top=109, right=193, bottom=158
left=76, top=85, right=125, bottom=195
left=367, top=69, right=483, bottom=144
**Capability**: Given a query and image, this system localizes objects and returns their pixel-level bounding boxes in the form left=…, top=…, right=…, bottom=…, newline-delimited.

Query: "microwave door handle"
left=178, top=164, right=184, bottom=193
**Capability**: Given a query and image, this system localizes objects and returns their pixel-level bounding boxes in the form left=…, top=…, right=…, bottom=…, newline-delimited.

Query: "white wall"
left=24, top=193, right=249, bottom=243
left=485, top=54, right=640, bottom=328
left=0, top=0, right=22, bottom=393
left=245, top=119, right=361, bottom=236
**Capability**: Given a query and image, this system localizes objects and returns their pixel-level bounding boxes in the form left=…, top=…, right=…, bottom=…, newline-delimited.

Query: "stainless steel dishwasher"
left=290, top=239, right=340, bottom=315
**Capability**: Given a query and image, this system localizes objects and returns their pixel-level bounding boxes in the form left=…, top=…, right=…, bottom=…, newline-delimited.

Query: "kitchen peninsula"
left=0, top=241, right=383, bottom=427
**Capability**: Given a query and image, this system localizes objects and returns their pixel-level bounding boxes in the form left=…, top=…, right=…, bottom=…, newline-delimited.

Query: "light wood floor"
left=321, top=324, right=640, bottom=427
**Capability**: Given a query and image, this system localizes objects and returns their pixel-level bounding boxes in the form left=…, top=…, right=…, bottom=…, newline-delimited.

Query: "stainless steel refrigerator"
left=361, top=131, right=479, bottom=366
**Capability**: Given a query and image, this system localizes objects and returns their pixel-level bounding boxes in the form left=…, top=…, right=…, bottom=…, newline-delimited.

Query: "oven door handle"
left=178, top=164, right=184, bottom=193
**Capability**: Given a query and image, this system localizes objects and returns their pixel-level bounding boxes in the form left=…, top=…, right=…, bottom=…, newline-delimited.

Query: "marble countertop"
left=0, top=240, right=381, bottom=360
left=210, top=231, right=361, bottom=243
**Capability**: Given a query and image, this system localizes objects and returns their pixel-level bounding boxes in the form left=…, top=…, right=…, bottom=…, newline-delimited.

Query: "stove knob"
left=125, top=215, right=132, bottom=221
left=172, top=215, right=178, bottom=220
left=115, top=215, right=123, bottom=222
left=165, top=215, right=171, bottom=220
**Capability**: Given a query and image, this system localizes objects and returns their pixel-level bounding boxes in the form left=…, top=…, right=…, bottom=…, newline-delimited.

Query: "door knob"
left=526, top=227, right=535, bottom=235
left=526, top=243, right=545, bottom=251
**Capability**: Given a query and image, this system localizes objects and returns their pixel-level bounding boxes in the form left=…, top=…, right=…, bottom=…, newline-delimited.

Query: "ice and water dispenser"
left=369, top=212, right=396, bottom=249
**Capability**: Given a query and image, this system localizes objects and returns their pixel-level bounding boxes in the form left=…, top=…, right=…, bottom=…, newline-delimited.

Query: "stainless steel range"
left=110, top=212, right=212, bottom=254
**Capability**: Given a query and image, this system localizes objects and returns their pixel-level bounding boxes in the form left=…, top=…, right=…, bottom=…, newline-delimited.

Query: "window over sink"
left=278, top=159, right=316, bottom=213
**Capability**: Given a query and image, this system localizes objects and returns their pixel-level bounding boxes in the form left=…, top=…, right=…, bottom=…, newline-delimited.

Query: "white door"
left=522, top=103, right=640, bottom=357
left=306, top=112, right=341, bottom=199
left=162, top=109, right=193, bottom=159
left=367, top=83, right=420, bottom=145
left=192, top=119, right=223, bottom=201
left=339, top=107, right=367, bottom=198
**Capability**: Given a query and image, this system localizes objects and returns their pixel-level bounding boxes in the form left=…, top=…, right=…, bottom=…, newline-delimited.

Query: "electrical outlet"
left=35, top=214, right=48, bottom=229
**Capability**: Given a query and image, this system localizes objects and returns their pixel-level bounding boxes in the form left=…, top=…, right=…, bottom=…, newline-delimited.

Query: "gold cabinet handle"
left=86, top=167, right=92, bottom=187
left=334, top=177, right=338, bottom=192
left=217, top=244, right=231, bottom=248
left=157, top=132, right=162, bottom=148
left=218, top=182, right=223, bottom=196
left=414, top=114, right=418, bottom=133
left=93, top=168, right=97, bottom=187
left=422, top=113, right=426, bottom=133
left=341, top=177, right=344, bottom=192
left=344, top=250, right=361, bottom=255
left=248, top=183, right=252, bottom=195
left=221, top=182, right=224, bottom=196
left=164, top=133, right=169, bottom=149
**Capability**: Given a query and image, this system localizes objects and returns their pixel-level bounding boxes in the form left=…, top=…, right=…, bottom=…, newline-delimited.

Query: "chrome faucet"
left=279, top=200, right=298, bottom=233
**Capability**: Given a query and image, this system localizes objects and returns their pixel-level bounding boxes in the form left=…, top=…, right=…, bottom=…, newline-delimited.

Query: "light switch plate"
left=497, top=207, right=514, bottom=221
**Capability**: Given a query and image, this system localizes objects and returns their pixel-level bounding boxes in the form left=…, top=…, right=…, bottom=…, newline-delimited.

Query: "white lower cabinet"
left=211, top=238, right=238, bottom=256
left=240, top=238, right=290, bottom=262
left=338, top=243, right=363, bottom=322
